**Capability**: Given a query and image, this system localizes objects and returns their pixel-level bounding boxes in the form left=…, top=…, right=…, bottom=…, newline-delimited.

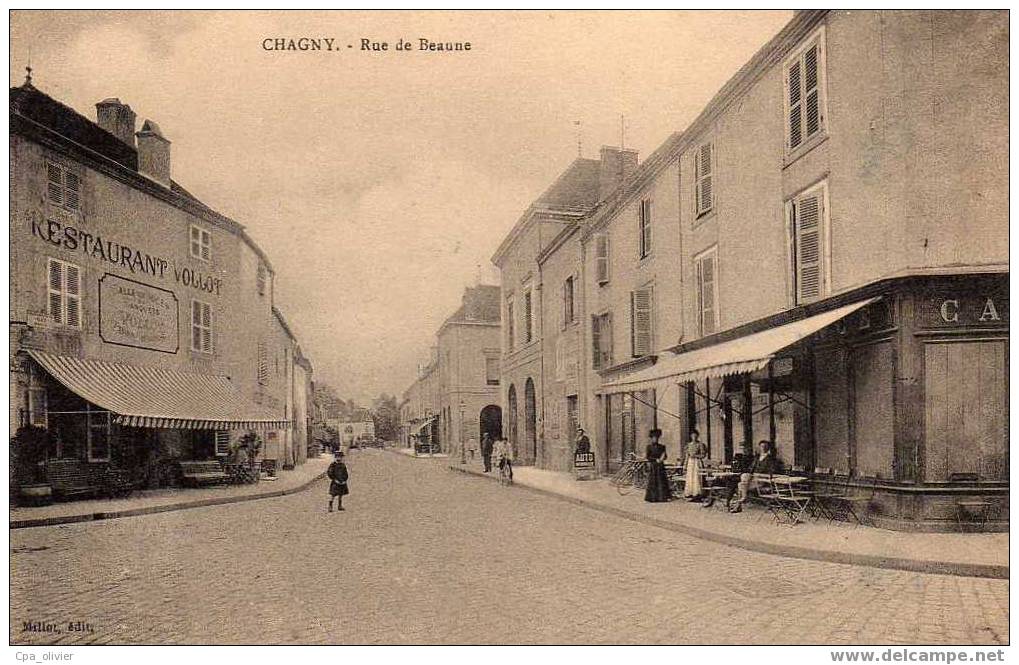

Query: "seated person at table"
left=702, top=449, right=753, bottom=509
left=730, top=440, right=784, bottom=513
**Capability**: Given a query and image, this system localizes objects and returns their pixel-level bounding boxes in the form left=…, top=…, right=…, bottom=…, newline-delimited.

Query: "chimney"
left=95, top=98, right=137, bottom=147
left=136, top=119, right=171, bottom=188
left=598, top=145, right=639, bottom=201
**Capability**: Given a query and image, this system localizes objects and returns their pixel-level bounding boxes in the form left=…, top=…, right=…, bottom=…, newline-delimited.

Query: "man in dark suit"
left=481, top=432, right=494, bottom=472
left=730, top=440, right=783, bottom=513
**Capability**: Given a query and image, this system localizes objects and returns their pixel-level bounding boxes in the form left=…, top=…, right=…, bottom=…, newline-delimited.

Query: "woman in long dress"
left=683, top=429, right=708, bottom=501
left=644, top=429, right=672, bottom=503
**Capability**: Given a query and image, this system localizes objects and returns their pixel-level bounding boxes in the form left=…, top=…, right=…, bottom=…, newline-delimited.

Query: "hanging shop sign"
left=99, top=273, right=179, bottom=353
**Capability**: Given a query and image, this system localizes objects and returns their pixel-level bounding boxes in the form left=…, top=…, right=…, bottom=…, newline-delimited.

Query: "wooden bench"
left=178, top=460, right=230, bottom=487
left=45, top=459, right=102, bottom=500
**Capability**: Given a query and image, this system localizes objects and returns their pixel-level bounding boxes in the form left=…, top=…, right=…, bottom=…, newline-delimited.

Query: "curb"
left=10, top=468, right=329, bottom=530
left=449, top=464, right=1008, bottom=580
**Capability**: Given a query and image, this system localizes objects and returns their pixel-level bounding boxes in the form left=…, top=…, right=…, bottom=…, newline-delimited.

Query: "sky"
left=10, top=10, right=792, bottom=404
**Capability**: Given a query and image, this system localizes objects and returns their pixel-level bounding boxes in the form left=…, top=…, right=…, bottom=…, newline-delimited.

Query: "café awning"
left=28, top=350, right=290, bottom=430
left=599, top=298, right=879, bottom=395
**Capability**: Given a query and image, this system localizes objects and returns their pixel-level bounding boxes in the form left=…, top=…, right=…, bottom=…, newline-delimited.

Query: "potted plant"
left=11, top=425, right=53, bottom=506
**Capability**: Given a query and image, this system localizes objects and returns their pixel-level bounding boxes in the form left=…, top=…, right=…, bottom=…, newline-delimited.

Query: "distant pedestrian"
left=481, top=432, right=494, bottom=472
left=327, top=450, right=349, bottom=512
left=467, top=436, right=479, bottom=461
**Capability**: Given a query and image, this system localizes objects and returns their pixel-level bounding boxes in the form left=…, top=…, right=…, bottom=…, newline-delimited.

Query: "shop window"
left=191, top=300, right=213, bottom=353
left=190, top=225, right=211, bottom=261
left=215, top=431, right=231, bottom=457
left=87, top=410, right=111, bottom=463
left=852, top=342, right=894, bottom=478
left=694, top=143, right=713, bottom=217
left=47, top=258, right=81, bottom=328
left=638, top=198, right=653, bottom=258
left=814, top=348, right=849, bottom=472
left=591, top=312, right=613, bottom=370
left=630, top=286, right=653, bottom=357
left=785, top=27, right=828, bottom=155
left=924, top=341, right=1007, bottom=481
left=27, top=385, right=48, bottom=428
left=47, top=162, right=81, bottom=212
left=695, top=246, right=719, bottom=336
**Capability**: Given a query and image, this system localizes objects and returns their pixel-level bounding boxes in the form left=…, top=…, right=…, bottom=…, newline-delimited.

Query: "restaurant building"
left=9, top=75, right=313, bottom=490
left=578, top=10, right=1006, bottom=531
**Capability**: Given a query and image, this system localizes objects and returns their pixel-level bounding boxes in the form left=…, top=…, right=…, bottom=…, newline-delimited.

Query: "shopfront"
left=599, top=274, right=1008, bottom=532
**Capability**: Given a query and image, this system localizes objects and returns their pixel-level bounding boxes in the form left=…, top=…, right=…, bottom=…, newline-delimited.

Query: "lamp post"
left=459, top=400, right=466, bottom=464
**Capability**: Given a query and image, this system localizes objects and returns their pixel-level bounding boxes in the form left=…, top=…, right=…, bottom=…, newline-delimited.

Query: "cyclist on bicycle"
left=493, top=436, right=514, bottom=482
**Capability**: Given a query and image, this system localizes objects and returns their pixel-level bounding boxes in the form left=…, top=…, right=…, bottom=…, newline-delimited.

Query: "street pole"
left=459, top=401, right=466, bottom=464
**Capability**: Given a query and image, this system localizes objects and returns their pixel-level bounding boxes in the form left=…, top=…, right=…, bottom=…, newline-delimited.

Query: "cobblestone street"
left=10, top=450, right=1009, bottom=645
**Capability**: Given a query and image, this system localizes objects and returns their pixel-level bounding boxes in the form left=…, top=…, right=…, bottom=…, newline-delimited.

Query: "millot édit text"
left=262, top=36, right=472, bottom=52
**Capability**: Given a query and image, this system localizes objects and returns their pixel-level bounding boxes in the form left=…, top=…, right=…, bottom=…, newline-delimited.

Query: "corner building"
left=9, top=78, right=312, bottom=486
left=582, top=10, right=1006, bottom=531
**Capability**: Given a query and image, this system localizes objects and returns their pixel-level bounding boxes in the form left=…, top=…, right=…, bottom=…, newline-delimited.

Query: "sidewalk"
left=449, top=459, right=1008, bottom=579
left=10, top=456, right=332, bottom=529
left=392, top=446, right=449, bottom=459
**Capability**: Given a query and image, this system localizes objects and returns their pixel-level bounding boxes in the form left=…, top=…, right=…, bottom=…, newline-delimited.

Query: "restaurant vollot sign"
left=99, top=274, right=179, bottom=354
left=29, top=216, right=224, bottom=296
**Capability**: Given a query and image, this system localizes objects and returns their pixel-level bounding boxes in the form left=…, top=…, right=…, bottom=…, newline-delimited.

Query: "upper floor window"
left=506, top=299, right=516, bottom=350
left=785, top=27, right=828, bottom=154
left=523, top=288, right=534, bottom=344
left=47, top=162, right=80, bottom=212
left=638, top=198, right=653, bottom=258
left=485, top=356, right=500, bottom=386
left=594, top=233, right=610, bottom=285
left=788, top=181, right=830, bottom=304
left=190, top=225, right=211, bottom=262
left=562, top=275, right=576, bottom=328
left=695, top=246, right=719, bottom=337
left=191, top=300, right=213, bottom=353
left=47, top=258, right=81, bottom=328
left=694, top=143, right=714, bottom=217
left=257, top=263, right=267, bottom=296
left=630, top=285, right=654, bottom=358
left=591, top=311, right=613, bottom=370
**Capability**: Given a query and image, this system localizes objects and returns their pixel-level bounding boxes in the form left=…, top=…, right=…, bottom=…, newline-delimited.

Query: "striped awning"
left=599, top=298, right=879, bottom=395
left=28, top=350, right=290, bottom=430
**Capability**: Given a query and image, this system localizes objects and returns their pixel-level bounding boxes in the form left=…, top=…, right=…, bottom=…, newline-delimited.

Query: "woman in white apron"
left=683, top=429, right=708, bottom=501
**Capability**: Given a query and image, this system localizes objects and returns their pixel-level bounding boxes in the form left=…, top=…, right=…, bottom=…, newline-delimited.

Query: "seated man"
left=730, top=440, right=784, bottom=513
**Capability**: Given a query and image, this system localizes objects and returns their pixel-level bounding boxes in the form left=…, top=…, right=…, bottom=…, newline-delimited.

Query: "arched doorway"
left=507, top=384, right=518, bottom=453
left=479, top=404, right=502, bottom=440
left=524, top=378, right=537, bottom=463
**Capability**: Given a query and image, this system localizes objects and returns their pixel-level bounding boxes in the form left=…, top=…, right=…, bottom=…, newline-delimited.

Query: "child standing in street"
left=327, top=450, right=349, bottom=512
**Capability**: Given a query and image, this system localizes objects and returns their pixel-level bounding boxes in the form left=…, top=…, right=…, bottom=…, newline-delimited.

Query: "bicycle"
left=498, top=458, right=514, bottom=486
left=610, top=452, right=648, bottom=495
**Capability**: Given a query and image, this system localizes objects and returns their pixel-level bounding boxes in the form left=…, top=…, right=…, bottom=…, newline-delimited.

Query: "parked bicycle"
left=609, top=452, right=648, bottom=495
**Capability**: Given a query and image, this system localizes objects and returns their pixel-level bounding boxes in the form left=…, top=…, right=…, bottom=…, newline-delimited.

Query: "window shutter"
left=697, top=254, right=717, bottom=335
left=795, top=193, right=823, bottom=302
left=64, top=171, right=80, bottom=211
left=28, top=387, right=47, bottom=427
left=47, top=164, right=63, bottom=206
left=65, top=264, right=80, bottom=327
left=48, top=259, right=63, bottom=323
left=591, top=315, right=602, bottom=368
left=215, top=431, right=231, bottom=456
left=200, top=230, right=211, bottom=261
left=631, top=288, right=653, bottom=357
left=804, top=44, right=821, bottom=138
left=788, top=59, right=803, bottom=150
left=696, top=144, right=713, bottom=214
left=603, top=312, right=613, bottom=368
left=595, top=234, right=609, bottom=284
left=202, top=307, right=212, bottom=352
